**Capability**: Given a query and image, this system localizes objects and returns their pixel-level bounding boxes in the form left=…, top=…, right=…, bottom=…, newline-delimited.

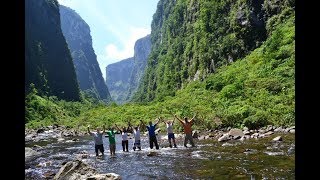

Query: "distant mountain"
left=106, top=57, right=134, bottom=104
left=25, top=0, right=80, bottom=101
left=105, top=35, right=151, bottom=104
left=126, top=35, right=151, bottom=101
left=59, top=5, right=112, bottom=102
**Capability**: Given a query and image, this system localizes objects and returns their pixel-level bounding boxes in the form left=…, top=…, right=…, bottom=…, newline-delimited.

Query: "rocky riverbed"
left=25, top=125, right=295, bottom=179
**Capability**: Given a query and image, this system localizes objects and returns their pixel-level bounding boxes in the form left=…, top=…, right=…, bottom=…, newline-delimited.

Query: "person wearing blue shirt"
left=141, top=118, right=160, bottom=149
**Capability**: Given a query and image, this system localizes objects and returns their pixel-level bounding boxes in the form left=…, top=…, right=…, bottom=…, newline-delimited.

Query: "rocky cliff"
left=106, top=35, right=151, bottom=104
left=59, top=5, right=112, bottom=102
left=25, top=0, right=80, bottom=101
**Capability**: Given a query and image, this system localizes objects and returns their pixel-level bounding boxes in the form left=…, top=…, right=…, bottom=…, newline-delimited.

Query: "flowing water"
left=25, top=133, right=294, bottom=179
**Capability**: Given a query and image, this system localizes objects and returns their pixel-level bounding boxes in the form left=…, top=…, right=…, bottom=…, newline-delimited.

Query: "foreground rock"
left=25, top=147, right=40, bottom=162
left=87, top=173, right=121, bottom=180
left=54, top=159, right=121, bottom=180
left=147, top=151, right=158, bottom=157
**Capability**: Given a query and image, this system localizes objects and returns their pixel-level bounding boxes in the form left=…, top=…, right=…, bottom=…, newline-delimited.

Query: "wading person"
left=115, top=124, right=130, bottom=152
left=175, top=114, right=197, bottom=147
left=161, top=117, right=177, bottom=148
left=141, top=118, right=160, bottom=150
left=130, top=122, right=142, bottom=151
left=106, top=126, right=116, bottom=157
left=87, top=125, right=105, bottom=156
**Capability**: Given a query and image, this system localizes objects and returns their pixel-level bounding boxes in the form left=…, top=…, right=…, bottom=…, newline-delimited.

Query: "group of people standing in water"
left=87, top=114, right=197, bottom=157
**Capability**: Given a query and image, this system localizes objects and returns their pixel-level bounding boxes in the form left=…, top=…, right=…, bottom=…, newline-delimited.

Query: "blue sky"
left=58, top=0, right=159, bottom=79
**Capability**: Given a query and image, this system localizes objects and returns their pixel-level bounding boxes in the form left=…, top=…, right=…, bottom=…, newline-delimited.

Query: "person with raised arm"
left=161, top=116, right=177, bottom=148
left=87, top=125, right=106, bottom=156
left=174, top=113, right=197, bottom=147
left=115, top=124, right=130, bottom=152
left=129, top=121, right=142, bottom=151
left=105, top=126, right=116, bottom=157
left=141, top=118, right=160, bottom=150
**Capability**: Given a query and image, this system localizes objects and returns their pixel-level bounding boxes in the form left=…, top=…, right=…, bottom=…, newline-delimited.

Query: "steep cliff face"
left=105, top=35, right=151, bottom=104
left=126, top=35, right=151, bottom=101
left=106, top=58, right=134, bottom=104
left=59, top=5, right=112, bottom=102
left=132, top=0, right=295, bottom=102
left=25, top=0, right=80, bottom=101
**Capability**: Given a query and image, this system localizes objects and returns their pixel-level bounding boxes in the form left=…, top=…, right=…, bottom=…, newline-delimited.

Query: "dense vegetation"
left=60, top=5, right=112, bottom=103
left=26, top=8, right=295, bottom=130
left=132, top=0, right=294, bottom=102
left=25, top=0, right=80, bottom=101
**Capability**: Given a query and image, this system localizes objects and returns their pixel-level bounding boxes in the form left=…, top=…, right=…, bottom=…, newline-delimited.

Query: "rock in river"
left=87, top=173, right=121, bottom=180
left=53, top=159, right=121, bottom=180
left=25, top=147, right=40, bottom=162
left=228, top=128, right=244, bottom=138
left=218, top=134, right=231, bottom=142
left=272, top=136, right=283, bottom=142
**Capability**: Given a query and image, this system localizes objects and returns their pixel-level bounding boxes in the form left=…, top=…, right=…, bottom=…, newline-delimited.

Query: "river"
left=25, top=133, right=294, bottom=179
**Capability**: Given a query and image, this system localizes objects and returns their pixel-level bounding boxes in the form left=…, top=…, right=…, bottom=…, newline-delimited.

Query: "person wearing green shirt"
left=106, top=127, right=116, bottom=157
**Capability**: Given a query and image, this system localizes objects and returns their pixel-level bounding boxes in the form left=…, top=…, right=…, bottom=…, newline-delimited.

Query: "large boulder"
left=228, top=128, right=244, bottom=139
left=54, top=160, right=122, bottom=180
left=54, top=160, right=96, bottom=180
left=25, top=147, right=40, bottom=162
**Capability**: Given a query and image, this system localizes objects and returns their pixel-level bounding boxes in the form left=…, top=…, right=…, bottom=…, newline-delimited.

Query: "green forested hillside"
left=25, top=0, right=80, bottom=101
left=133, top=0, right=294, bottom=102
left=26, top=9, right=294, bottom=130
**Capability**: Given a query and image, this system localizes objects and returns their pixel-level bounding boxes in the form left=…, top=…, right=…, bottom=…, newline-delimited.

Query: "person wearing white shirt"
left=130, top=122, right=142, bottom=151
left=115, top=124, right=130, bottom=152
left=161, top=117, right=177, bottom=148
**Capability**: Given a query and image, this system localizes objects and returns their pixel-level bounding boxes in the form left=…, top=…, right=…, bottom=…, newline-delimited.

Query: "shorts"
left=133, top=140, right=141, bottom=147
left=109, top=143, right=116, bottom=150
left=95, top=144, right=104, bottom=154
left=168, top=133, right=175, bottom=140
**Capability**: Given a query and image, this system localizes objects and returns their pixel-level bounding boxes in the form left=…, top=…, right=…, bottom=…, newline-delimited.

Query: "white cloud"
left=57, top=0, right=151, bottom=81
left=57, top=0, right=77, bottom=7
left=105, top=27, right=150, bottom=60
left=99, top=26, right=150, bottom=79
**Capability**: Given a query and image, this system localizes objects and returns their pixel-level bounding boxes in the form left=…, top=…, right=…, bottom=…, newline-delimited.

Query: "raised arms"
left=154, top=117, right=161, bottom=126
left=114, top=124, right=121, bottom=132
left=174, top=114, right=184, bottom=124
left=190, top=113, right=197, bottom=123
left=139, top=120, right=146, bottom=130
left=87, top=125, right=92, bottom=135
left=102, top=124, right=106, bottom=134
